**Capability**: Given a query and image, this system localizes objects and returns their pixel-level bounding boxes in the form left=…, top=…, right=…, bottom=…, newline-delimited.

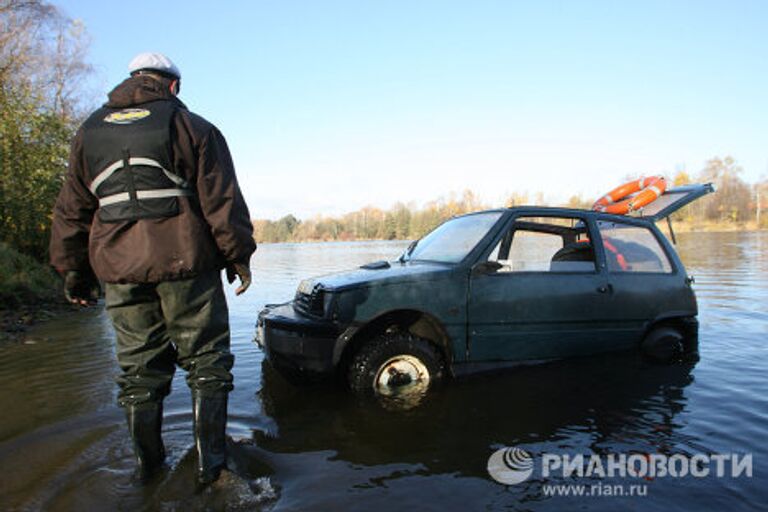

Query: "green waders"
left=105, top=270, right=233, bottom=485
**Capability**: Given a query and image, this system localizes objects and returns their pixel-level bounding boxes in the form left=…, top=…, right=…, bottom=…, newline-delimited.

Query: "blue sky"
left=57, top=0, right=768, bottom=219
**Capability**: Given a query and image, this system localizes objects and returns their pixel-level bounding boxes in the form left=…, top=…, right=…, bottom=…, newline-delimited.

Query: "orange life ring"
left=592, top=176, right=667, bottom=215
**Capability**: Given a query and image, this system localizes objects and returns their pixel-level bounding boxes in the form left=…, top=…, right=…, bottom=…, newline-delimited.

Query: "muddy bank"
left=0, top=298, right=75, bottom=344
left=0, top=242, right=72, bottom=342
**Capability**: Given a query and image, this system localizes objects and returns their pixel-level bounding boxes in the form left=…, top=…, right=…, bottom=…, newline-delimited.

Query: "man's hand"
left=64, top=270, right=101, bottom=306
left=225, top=262, right=252, bottom=296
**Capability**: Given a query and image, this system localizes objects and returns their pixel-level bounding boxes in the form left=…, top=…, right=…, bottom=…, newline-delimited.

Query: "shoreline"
left=253, top=226, right=767, bottom=245
left=0, top=298, right=75, bottom=344
left=0, top=242, right=71, bottom=344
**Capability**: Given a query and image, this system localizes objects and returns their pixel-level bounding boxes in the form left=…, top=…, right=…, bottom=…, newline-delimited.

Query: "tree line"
left=670, top=156, right=767, bottom=227
left=253, top=190, right=488, bottom=243
left=253, top=159, right=768, bottom=243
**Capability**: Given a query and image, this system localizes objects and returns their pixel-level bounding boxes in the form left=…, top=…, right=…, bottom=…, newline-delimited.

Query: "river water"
left=0, top=232, right=765, bottom=511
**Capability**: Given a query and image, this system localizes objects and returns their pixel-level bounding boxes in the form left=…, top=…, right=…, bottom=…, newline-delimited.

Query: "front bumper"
left=255, top=302, right=341, bottom=376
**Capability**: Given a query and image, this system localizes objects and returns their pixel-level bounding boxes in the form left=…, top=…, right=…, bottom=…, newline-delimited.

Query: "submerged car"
left=255, top=183, right=714, bottom=397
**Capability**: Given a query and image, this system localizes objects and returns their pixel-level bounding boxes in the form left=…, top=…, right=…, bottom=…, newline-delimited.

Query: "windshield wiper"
left=399, top=240, right=418, bottom=263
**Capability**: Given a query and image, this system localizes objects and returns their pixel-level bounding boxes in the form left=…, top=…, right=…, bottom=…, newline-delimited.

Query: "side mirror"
left=471, top=260, right=503, bottom=276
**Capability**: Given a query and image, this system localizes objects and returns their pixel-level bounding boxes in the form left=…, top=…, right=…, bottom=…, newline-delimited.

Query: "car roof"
left=455, top=206, right=616, bottom=218
left=456, top=182, right=714, bottom=223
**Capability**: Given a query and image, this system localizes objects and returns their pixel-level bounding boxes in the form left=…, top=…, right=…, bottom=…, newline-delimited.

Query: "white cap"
left=128, top=52, right=181, bottom=79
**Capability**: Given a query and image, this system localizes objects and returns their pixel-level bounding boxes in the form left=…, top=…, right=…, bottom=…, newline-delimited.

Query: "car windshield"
left=405, top=212, right=503, bottom=263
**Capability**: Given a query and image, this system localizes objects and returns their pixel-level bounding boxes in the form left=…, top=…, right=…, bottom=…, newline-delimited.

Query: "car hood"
left=301, top=261, right=454, bottom=292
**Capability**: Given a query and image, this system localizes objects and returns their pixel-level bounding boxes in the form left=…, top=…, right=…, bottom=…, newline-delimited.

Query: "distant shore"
left=664, top=221, right=765, bottom=233
left=253, top=223, right=765, bottom=245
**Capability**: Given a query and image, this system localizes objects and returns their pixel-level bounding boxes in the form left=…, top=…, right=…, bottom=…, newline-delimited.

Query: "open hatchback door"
left=631, top=183, right=716, bottom=222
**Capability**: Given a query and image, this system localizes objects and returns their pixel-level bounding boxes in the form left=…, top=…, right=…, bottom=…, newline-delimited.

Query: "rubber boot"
left=125, top=402, right=166, bottom=484
left=192, top=390, right=228, bottom=488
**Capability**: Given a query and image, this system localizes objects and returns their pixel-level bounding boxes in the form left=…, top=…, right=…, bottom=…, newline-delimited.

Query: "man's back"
left=49, top=52, right=256, bottom=487
left=51, top=73, right=255, bottom=283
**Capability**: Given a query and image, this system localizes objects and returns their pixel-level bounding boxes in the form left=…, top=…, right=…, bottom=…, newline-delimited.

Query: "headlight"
left=295, top=280, right=329, bottom=317
left=297, top=278, right=316, bottom=295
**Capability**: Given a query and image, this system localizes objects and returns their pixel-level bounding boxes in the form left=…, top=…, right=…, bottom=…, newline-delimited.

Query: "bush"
left=0, top=242, right=60, bottom=307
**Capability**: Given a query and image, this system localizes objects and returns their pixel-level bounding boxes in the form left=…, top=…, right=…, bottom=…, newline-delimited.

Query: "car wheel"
left=347, top=332, right=445, bottom=397
left=641, top=326, right=684, bottom=362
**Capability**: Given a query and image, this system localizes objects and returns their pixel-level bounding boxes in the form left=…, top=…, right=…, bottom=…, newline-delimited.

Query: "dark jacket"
left=50, top=75, right=256, bottom=283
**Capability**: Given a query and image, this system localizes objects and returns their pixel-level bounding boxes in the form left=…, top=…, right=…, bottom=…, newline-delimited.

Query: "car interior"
left=488, top=217, right=596, bottom=273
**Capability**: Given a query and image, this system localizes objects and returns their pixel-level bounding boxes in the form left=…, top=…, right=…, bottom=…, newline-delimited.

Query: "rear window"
left=631, top=190, right=688, bottom=217
left=597, top=221, right=672, bottom=273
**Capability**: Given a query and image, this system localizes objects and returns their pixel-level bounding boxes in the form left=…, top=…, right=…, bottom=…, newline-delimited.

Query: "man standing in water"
left=49, top=52, right=256, bottom=487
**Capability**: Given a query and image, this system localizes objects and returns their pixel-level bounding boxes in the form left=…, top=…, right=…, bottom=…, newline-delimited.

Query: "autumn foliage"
left=253, top=160, right=768, bottom=243
left=0, top=0, right=91, bottom=259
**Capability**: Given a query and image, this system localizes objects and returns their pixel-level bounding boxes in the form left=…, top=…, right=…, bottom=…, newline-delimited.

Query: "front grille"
left=294, top=285, right=325, bottom=316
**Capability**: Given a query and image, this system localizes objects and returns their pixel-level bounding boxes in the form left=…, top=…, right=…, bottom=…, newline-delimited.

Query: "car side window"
left=597, top=221, right=672, bottom=273
left=487, top=216, right=596, bottom=273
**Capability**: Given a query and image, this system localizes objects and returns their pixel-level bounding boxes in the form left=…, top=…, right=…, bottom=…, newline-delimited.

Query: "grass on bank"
left=0, top=243, right=61, bottom=308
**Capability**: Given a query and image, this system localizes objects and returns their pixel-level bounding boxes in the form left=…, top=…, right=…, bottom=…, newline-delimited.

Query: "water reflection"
left=257, top=353, right=695, bottom=476
left=245, top=351, right=707, bottom=510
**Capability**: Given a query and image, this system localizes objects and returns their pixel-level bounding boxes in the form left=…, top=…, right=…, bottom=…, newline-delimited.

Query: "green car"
left=255, top=184, right=713, bottom=397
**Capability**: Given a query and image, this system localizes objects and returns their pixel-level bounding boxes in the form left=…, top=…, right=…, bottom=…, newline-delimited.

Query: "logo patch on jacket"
left=104, top=108, right=151, bottom=125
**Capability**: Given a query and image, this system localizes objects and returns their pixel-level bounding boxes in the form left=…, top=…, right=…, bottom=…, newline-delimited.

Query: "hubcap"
left=374, top=355, right=430, bottom=397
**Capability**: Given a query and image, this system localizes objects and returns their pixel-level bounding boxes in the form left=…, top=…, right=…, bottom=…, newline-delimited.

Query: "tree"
left=563, top=194, right=592, bottom=210
left=274, top=214, right=299, bottom=241
left=755, top=177, right=768, bottom=229
left=1, top=1, right=91, bottom=120
left=0, top=0, right=92, bottom=259
left=673, top=169, right=691, bottom=186
left=391, top=202, right=411, bottom=240
left=698, top=156, right=751, bottom=223
left=505, top=191, right=529, bottom=207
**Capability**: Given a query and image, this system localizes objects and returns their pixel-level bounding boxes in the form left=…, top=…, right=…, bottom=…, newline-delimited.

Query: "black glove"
left=64, top=270, right=101, bottom=306
left=225, top=262, right=252, bottom=296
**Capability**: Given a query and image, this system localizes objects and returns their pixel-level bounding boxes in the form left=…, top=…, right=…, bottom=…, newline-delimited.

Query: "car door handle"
left=597, top=285, right=612, bottom=294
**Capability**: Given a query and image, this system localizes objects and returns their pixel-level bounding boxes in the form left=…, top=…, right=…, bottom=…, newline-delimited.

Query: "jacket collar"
left=105, top=75, right=187, bottom=110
